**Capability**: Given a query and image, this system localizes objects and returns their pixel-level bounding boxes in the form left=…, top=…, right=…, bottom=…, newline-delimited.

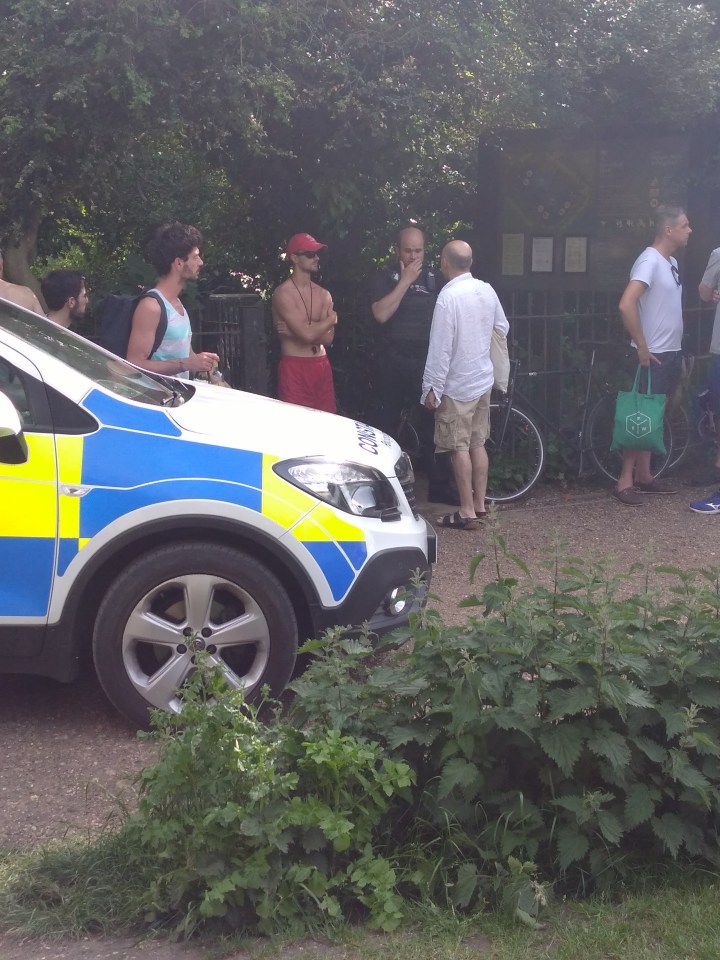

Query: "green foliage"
left=3, top=0, right=720, bottom=297
left=119, top=667, right=414, bottom=937
left=28, top=540, right=720, bottom=940
left=290, top=540, right=720, bottom=906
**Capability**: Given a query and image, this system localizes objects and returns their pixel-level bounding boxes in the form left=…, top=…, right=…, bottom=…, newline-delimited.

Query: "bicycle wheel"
left=665, top=402, right=691, bottom=470
left=486, top=403, right=545, bottom=503
left=586, top=394, right=672, bottom=483
left=396, top=411, right=421, bottom=458
left=698, top=407, right=717, bottom=444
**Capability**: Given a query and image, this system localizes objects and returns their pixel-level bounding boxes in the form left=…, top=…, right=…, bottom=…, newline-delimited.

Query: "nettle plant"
left=121, top=667, right=413, bottom=937
left=121, top=534, right=720, bottom=935
left=290, top=535, right=720, bottom=910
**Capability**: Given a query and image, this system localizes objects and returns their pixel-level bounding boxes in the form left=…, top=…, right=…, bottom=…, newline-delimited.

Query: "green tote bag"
left=610, top=366, right=666, bottom=454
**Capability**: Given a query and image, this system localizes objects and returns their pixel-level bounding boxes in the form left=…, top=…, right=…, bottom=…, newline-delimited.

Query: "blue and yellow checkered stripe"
left=0, top=435, right=58, bottom=616
left=261, top=455, right=368, bottom=600
left=0, top=392, right=370, bottom=617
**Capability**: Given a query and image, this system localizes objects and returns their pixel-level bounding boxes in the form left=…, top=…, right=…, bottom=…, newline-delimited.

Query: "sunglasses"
left=671, top=264, right=681, bottom=287
left=295, top=251, right=320, bottom=259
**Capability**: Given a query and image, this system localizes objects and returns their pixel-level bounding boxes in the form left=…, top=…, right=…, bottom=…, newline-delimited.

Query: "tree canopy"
left=1, top=0, right=719, bottom=291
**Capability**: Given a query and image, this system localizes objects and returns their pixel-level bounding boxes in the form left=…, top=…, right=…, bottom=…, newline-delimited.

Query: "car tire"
left=92, top=541, right=298, bottom=728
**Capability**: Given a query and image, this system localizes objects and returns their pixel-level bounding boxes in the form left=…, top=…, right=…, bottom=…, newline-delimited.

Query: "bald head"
left=396, top=227, right=425, bottom=268
left=440, top=240, right=473, bottom=279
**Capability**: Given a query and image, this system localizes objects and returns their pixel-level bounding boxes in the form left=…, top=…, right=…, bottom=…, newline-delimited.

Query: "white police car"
left=0, top=298, right=435, bottom=727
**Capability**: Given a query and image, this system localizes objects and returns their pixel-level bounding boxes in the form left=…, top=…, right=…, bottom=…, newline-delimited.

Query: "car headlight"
left=394, top=451, right=415, bottom=486
left=274, top=458, right=400, bottom=520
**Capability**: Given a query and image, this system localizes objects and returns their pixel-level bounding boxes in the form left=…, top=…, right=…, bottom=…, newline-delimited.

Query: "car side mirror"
left=0, top=391, right=29, bottom=464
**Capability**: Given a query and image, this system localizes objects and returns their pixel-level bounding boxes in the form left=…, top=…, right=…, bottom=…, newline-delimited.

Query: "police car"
left=0, top=298, right=435, bottom=727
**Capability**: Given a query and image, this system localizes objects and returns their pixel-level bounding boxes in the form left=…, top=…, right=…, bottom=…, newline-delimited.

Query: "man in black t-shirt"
left=370, top=226, right=457, bottom=503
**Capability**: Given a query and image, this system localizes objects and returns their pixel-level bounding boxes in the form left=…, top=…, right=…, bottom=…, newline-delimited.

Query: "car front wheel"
left=92, top=542, right=298, bottom=728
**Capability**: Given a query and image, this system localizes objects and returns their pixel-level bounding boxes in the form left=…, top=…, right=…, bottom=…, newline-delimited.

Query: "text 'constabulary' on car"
left=0, top=297, right=435, bottom=727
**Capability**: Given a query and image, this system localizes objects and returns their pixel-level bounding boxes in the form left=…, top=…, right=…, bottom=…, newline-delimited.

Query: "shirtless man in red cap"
left=271, top=233, right=338, bottom=413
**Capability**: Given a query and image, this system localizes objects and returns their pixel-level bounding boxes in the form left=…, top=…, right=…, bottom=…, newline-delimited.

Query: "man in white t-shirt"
left=690, top=249, right=720, bottom=485
left=615, top=206, right=691, bottom=505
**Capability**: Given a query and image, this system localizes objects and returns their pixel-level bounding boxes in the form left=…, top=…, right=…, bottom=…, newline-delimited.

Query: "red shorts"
left=278, top=354, right=336, bottom=413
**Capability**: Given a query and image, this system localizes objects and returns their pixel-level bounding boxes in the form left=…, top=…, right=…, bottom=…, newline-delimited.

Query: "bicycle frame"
left=495, top=349, right=606, bottom=477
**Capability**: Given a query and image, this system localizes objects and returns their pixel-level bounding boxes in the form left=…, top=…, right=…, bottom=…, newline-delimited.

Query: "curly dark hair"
left=147, top=222, right=202, bottom=276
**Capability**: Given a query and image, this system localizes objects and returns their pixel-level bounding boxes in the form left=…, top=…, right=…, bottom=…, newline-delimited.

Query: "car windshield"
left=0, top=299, right=190, bottom=407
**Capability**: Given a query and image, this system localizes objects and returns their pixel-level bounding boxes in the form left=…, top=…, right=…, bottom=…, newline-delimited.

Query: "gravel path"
left=430, top=478, right=720, bottom=621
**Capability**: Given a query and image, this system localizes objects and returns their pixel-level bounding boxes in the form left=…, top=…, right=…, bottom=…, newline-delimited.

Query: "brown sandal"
left=437, top=511, right=480, bottom=530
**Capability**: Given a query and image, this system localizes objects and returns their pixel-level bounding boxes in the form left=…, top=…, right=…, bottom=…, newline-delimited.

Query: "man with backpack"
left=124, top=222, right=218, bottom=378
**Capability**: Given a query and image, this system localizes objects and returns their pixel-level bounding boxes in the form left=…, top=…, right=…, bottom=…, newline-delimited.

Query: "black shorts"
left=636, top=351, right=683, bottom=396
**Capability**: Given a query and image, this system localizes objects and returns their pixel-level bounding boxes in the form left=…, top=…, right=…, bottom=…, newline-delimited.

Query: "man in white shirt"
left=689, top=247, right=720, bottom=486
left=615, top=206, right=690, bottom=505
left=422, top=240, right=509, bottom=529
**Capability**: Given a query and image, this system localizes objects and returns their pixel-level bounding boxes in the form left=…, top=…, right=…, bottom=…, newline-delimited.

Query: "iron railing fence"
left=193, top=297, right=716, bottom=426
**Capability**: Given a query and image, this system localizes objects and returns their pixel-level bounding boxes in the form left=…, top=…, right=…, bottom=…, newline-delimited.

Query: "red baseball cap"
left=286, top=233, right=328, bottom=256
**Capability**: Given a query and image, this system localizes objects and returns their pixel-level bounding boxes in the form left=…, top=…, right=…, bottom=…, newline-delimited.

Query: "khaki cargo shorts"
left=434, top=391, right=491, bottom=453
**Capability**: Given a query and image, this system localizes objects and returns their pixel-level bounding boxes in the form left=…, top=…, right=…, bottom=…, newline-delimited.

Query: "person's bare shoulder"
left=0, top=280, right=42, bottom=313
left=311, top=281, right=333, bottom=304
left=132, top=295, right=163, bottom=326
left=272, top=279, right=293, bottom=302
left=23, top=289, right=43, bottom=313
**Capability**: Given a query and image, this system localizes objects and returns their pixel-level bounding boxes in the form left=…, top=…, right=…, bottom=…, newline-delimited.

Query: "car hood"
left=168, top=384, right=399, bottom=470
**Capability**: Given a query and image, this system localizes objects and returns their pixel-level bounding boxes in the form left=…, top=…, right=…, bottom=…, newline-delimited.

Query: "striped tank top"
left=148, top=289, right=192, bottom=379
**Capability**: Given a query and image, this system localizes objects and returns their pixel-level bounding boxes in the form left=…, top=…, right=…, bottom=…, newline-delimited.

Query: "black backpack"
left=96, top=290, right=168, bottom=359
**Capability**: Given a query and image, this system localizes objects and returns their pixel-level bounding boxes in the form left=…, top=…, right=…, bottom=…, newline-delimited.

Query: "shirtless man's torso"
left=271, top=233, right=337, bottom=413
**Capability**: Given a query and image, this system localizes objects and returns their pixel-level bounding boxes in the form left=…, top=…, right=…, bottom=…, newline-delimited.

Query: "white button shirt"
left=421, top=273, right=509, bottom=405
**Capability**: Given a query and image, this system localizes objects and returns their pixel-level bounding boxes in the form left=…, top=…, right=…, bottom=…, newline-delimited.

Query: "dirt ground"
left=1, top=474, right=719, bottom=959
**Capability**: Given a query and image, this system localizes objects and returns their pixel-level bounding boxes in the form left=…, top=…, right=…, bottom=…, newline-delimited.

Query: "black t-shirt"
left=370, top=266, right=438, bottom=344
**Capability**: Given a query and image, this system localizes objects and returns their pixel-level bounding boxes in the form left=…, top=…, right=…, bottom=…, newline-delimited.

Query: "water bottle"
left=195, top=364, right=225, bottom=386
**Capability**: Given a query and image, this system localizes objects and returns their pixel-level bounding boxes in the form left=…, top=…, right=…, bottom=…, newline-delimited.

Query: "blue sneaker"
left=690, top=492, right=720, bottom=514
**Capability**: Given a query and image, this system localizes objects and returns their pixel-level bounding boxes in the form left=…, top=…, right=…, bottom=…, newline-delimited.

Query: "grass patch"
left=0, top=834, right=144, bottom=938
left=481, top=866, right=720, bottom=960
left=1, top=846, right=719, bottom=958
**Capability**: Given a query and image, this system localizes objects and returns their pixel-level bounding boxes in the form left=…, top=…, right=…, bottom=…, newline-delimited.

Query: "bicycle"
left=586, top=354, right=720, bottom=479
left=486, top=349, right=679, bottom=503
left=662, top=355, right=717, bottom=473
left=395, top=403, right=422, bottom=460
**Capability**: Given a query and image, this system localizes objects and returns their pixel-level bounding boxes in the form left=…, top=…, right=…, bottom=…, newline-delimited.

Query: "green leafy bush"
left=118, top=537, right=720, bottom=936
left=290, top=539, right=720, bottom=907
left=121, top=668, right=413, bottom=937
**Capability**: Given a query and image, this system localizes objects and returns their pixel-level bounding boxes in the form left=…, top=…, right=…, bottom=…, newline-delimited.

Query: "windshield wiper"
left=161, top=389, right=184, bottom=407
